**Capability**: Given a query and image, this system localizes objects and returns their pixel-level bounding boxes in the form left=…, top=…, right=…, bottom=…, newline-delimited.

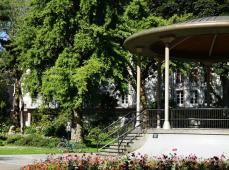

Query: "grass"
left=0, top=145, right=97, bottom=155
left=0, top=146, right=63, bottom=154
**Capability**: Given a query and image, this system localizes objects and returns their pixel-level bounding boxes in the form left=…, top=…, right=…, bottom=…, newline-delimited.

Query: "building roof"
left=124, top=16, right=229, bottom=62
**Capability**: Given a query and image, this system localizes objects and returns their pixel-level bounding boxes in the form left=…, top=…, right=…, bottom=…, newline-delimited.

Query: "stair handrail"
left=97, top=112, right=141, bottom=153
left=100, top=111, right=135, bottom=132
left=97, top=109, right=149, bottom=153
left=117, top=110, right=148, bottom=153
left=96, top=111, right=135, bottom=151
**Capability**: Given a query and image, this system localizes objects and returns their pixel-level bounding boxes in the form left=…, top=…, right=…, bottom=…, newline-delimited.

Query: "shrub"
left=0, top=123, right=11, bottom=134
left=0, top=134, right=7, bottom=140
left=85, top=127, right=110, bottom=146
left=32, top=113, right=69, bottom=138
left=0, top=140, right=4, bottom=146
left=24, top=126, right=37, bottom=134
left=6, top=135, right=23, bottom=144
left=21, top=154, right=229, bottom=170
left=7, top=134, right=60, bottom=148
left=14, top=135, right=33, bottom=146
left=74, top=142, right=87, bottom=152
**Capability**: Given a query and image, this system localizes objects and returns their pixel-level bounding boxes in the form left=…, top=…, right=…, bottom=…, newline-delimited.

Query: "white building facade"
left=116, top=69, right=223, bottom=109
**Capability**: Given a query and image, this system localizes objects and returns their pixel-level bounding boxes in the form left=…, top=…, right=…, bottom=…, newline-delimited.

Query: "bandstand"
left=97, top=16, right=229, bottom=157
left=123, top=16, right=229, bottom=157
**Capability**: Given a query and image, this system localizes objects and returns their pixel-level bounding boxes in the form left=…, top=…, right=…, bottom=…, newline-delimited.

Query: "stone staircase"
left=96, top=110, right=149, bottom=156
left=98, top=129, right=144, bottom=156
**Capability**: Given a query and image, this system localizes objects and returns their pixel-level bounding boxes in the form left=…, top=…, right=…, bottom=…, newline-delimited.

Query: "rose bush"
left=21, top=153, right=229, bottom=170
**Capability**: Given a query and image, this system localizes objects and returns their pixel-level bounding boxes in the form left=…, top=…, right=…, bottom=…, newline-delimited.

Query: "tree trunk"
left=203, top=64, right=224, bottom=107
left=140, top=80, right=149, bottom=128
left=71, top=110, right=84, bottom=142
left=12, top=79, right=25, bottom=133
left=20, top=110, right=24, bottom=133
left=203, top=64, right=211, bottom=107
left=19, top=99, right=24, bottom=133
left=206, top=65, right=211, bottom=107
left=140, top=82, right=147, bottom=111
left=221, top=76, right=229, bottom=107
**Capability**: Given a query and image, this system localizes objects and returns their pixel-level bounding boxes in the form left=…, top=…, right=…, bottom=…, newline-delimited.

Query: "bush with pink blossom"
left=21, top=153, right=229, bottom=170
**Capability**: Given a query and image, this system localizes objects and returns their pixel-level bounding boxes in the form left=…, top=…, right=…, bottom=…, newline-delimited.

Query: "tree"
left=15, top=0, right=134, bottom=141
left=146, top=0, right=228, bottom=18
left=14, top=0, right=198, bottom=139
left=13, top=0, right=229, bottom=141
left=117, top=0, right=193, bottom=111
left=0, top=0, right=29, bottom=132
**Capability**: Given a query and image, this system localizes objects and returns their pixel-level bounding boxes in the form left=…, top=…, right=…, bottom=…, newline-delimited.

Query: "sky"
left=0, top=31, right=9, bottom=51
left=0, top=31, right=9, bottom=41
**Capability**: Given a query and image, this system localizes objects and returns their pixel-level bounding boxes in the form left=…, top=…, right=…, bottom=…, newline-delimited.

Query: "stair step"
left=126, top=133, right=140, bottom=136
left=97, top=127, right=145, bottom=156
left=112, top=142, right=133, bottom=146
left=127, top=133, right=143, bottom=137
left=103, top=146, right=126, bottom=151
left=102, top=148, right=126, bottom=153
left=97, top=152, right=119, bottom=156
left=108, top=145, right=126, bottom=149
left=124, top=136, right=139, bottom=139
left=131, top=129, right=143, bottom=133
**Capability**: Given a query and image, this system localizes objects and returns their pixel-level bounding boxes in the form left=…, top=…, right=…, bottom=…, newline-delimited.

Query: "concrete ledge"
left=147, top=128, right=229, bottom=135
left=133, top=133, right=229, bottom=158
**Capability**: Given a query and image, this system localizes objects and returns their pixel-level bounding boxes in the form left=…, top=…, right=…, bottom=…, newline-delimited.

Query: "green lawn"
left=0, top=145, right=97, bottom=155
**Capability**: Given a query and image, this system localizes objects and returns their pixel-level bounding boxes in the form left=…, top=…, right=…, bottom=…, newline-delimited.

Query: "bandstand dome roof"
left=124, top=16, right=229, bottom=62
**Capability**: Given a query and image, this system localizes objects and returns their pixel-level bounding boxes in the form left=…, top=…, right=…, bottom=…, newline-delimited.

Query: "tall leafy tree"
left=0, top=0, right=29, bottom=130
left=14, top=0, right=197, bottom=140
left=15, top=0, right=134, bottom=141
left=117, top=0, right=192, bottom=110
left=13, top=0, right=229, bottom=140
left=147, top=0, right=229, bottom=18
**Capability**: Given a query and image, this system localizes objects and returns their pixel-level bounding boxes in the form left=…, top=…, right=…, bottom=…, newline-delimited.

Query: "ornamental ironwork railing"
left=147, top=108, right=229, bottom=129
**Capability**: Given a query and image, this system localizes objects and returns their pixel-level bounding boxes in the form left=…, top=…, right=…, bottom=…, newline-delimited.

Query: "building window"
left=190, top=90, right=198, bottom=104
left=121, top=94, right=128, bottom=104
left=204, top=90, right=212, bottom=105
left=176, top=72, right=183, bottom=84
left=190, top=68, right=199, bottom=83
left=176, top=90, right=184, bottom=105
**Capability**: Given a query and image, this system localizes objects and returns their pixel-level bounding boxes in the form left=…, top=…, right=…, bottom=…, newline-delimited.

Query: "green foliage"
left=5, top=0, right=229, bottom=136
left=0, top=0, right=11, bottom=29
left=24, top=126, right=37, bottom=134
left=0, top=134, right=7, bottom=146
left=0, top=134, right=7, bottom=140
left=213, top=62, right=229, bottom=77
left=147, top=0, right=228, bottom=18
left=0, top=84, right=10, bottom=123
left=0, top=140, right=4, bottom=146
left=85, top=127, right=111, bottom=145
left=6, top=134, right=22, bottom=144
left=14, top=0, right=130, bottom=118
left=22, top=154, right=229, bottom=170
left=28, top=111, right=70, bottom=138
left=6, top=134, right=60, bottom=148
left=193, top=0, right=220, bottom=17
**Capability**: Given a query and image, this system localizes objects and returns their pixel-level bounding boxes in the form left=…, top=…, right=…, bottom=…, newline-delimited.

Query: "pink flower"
left=172, top=148, right=177, bottom=152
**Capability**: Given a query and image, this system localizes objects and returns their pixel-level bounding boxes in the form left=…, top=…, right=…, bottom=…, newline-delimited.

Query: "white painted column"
left=163, top=43, right=171, bottom=129
left=156, top=59, right=162, bottom=128
left=136, top=55, right=141, bottom=127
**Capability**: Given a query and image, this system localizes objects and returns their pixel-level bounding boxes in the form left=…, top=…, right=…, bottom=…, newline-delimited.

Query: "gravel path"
left=0, top=154, right=50, bottom=170
left=0, top=153, right=95, bottom=170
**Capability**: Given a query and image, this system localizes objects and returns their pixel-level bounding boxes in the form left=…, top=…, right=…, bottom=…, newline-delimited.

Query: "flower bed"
left=21, top=153, right=229, bottom=170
